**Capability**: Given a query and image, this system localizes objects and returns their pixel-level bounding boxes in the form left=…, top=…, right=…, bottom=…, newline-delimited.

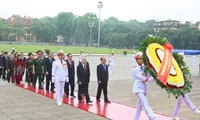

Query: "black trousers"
left=96, top=84, right=108, bottom=101
left=46, top=74, right=54, bottom=92
left=64, top=78, right=75, bottom=96
left=26, top=70, right=33, bottom=84
left=78, top=84, right=90, bottom=102
left=2, top=69, right=7, bottom=80
left=42, top=75, right=45, bottom=83
left=0, top=68, right=2, bottom=79
left=33, top=73, right=42, bottom=88
left=7, top=70, right=14, bottom=83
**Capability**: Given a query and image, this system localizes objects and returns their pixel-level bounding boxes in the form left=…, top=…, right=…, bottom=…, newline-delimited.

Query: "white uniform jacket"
left=109, top=56, right=115, bottom=65
left=52, top=59, right=69, bottom=82
left=132, top=65, right=152, bottom=94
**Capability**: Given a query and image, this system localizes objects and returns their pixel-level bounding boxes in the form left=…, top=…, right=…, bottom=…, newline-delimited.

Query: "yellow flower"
left=146, top=43, right=185, bottom=87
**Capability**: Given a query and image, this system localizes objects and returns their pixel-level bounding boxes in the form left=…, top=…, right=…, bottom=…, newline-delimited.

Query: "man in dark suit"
left=2, top=52, right=8, bottom=81
left=7, top=54, right=15, bottom=83
left=77, top=58, right=92, bottom=104
left=44, top=53, right=55, bottom=92
left=96, top=56, right=111, bottom=103
left=42, top=52, right=47, bottom=84
left=20, top=53, right=26, bottom=81
left=0, top=52, right=3, bottom=79
left=64, top=53, right=75, bottom=98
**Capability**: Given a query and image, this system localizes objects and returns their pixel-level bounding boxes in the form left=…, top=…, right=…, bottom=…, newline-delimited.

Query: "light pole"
left=88, top=21, right=94, bottom=55
left=97, top=1, right=103, bottom=47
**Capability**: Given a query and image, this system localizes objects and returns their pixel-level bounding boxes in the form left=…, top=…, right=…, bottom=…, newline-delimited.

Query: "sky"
left=0, top=0, right=199, bottom=22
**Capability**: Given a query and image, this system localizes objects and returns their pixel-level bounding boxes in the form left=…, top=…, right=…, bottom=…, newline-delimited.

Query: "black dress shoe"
left=51, top=91, right=55, bottom=93
left=70, top=95, right=76, bottom=98
left=46, top=90, right=49, bottom=93
left=79, top=100, right=82, bottom=103
left=105, top=100, right=111, bottom=103
left=87, top=101, right=93, bottom=104
left=96, top=99, right=101, bottom=102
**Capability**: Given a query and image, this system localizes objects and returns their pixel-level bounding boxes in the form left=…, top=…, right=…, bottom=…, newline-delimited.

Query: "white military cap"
left=57, top=50, right=64, bottom=55
left=134, top=52, right=143, bottom=60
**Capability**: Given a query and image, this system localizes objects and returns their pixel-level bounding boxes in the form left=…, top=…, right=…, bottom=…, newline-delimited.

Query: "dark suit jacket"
left=0, top=55, right=2, bottom=67
left=44, top=58, right=55, bottom=75
left=97, top=64, right=109, bottom=84
left=8, top=59, right=14, bottom=71
left=66, top=60, right=75, bottom=80
left=77, top=62, right=90, bottom=85
left=2, top=56, right=8, bottom=69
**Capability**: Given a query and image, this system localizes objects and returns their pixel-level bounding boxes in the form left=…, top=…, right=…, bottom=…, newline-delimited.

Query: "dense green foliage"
left=0, top=13, right=200, bottom=49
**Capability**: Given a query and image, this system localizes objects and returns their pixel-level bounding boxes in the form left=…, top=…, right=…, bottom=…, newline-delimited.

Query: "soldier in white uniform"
left=172, top=52, right=200, bottom=120
left=79, top=49, right=84, bottom=63
left=108, top=51, right=115, bottom=75
left=132, top=52, right=155, bottom=120
left=52, top=50, right=69, bottom=106
left=132, top=51, right=136, bottom=66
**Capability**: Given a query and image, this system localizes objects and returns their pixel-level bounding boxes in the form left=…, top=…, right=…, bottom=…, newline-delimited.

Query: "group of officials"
left=0, top=49, right=111, bottom=106
left=52, top=50, right=111, bottom=105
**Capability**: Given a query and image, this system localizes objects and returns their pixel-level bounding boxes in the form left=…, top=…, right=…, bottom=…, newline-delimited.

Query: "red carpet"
left=17, top=84, right=172, bottom=120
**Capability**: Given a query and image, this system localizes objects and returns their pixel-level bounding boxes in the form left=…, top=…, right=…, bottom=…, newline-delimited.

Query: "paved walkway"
left=0, top=55, right=199, bottom=120
left=17, top=84, right=172, bottom=120
left=0, top=82, right=105, bottom=120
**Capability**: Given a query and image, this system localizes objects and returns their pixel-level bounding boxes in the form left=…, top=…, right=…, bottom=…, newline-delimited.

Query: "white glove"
left=65, top=78, right=69, bottom=82
left=148, top=76, right=154, bottom=82
left=52, top=79, right=55, bottom=83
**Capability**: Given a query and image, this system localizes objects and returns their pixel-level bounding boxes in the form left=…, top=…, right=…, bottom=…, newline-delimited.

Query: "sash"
left=157, top=43, right=173, bottom=86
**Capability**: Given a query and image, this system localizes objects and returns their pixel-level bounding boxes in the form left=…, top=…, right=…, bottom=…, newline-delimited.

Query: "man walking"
left=2, top=52, right=8, bottom=81
left=32, top=50, right=44, bottom=89
left=96, top=56, right=110, bottom=103
left=7, top=54, right=15, bottom=83
left=52, top=50, right=69, bottom=105
left=172, top=52, right=200, bottom=120
left=25, top=53, right=34, bottom=85
left=64, top=53, right=75, bottom=98
left=0, top=52, right=3, bottom=79
left=132, top=52, right=155, bottom=120
left=44, top=53, right=55, bottom=93
left=77, top=58, right=92, bottom=104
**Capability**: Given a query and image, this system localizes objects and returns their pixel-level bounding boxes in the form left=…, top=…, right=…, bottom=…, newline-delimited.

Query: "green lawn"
left=0, top=44, right=134, bottom=54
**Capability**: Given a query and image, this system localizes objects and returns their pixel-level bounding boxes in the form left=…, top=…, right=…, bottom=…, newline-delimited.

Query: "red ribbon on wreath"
left=157, top=43, right=174, bottom=86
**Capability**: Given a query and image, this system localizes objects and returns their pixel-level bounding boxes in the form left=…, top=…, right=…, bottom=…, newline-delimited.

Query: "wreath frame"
left=139, top=36, right=193, bottom=97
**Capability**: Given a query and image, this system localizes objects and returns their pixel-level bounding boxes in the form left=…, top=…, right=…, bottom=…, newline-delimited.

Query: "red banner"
left=157, top=43, right=173, bottom=86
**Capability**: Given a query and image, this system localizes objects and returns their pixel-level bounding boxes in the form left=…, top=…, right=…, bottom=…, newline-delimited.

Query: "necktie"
left=141, top=66, right=143, bottom=71
left=70, top=60, right=72, bottom=67
left=61, top=60, right=63, bottom=64
left=104, top=65, right=106, bottom=71
left=84, top=64, right=87, bottom=72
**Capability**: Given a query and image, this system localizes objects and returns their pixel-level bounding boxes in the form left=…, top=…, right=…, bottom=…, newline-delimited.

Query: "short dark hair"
left=67, top=53, right=72, bottom=57
left=100, top=57, right=103, bottom=61
left=28, top=53, right=32, bottom=56
left=36, top=50, right=43, bottom=54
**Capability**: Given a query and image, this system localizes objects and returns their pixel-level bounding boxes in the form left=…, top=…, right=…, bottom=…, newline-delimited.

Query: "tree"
left=0, top=19, right=7, bottom=40
left=72, top=13, right=98, bottom=45
left=55, top=12, right=76, bottom=44
left=12, top=22, right=25, bottom=41
left=30, top=17, right=57, bottom=42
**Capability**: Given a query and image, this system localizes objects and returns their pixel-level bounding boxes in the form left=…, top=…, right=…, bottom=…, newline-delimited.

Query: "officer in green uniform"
left=32, top=50, right=44, bottom=89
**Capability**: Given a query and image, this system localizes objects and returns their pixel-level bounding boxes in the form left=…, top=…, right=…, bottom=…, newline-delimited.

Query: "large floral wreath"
left=139, top=36, right=193, bottom=97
